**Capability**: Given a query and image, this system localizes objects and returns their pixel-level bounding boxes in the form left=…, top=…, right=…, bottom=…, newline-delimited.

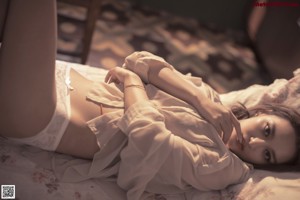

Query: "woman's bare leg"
left=0, top=0, right=57, bottom=137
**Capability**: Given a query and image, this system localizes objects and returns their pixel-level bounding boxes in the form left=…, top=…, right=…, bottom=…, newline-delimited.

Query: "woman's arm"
left=123, top=51, right=243, bottom=144
left=150, top=64, right=244, bottom=144
left=105, top=67, right=148, bottom=110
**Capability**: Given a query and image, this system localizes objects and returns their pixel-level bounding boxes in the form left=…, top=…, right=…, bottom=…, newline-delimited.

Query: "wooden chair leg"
left=0, top=0, right=10, bottom=42
left=81, top=0, right=101, bottom=64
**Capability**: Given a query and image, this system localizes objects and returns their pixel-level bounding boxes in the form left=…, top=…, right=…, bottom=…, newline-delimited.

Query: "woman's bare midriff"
left=56, top=69, right=123, bottom=159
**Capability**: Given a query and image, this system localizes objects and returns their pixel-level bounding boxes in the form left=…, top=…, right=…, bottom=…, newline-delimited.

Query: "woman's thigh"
left=0, top=0, right=57, bottom=137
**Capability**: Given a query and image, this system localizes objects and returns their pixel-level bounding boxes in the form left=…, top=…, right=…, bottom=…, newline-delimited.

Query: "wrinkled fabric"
left=52, top=51, right=251, bottom=200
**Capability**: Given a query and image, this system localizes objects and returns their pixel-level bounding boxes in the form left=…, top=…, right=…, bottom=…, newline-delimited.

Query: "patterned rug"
left=57, top=0, right=271, bottom=93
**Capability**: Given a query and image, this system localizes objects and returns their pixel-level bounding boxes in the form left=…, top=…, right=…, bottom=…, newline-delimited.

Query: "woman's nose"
left=248, top=136, right=265, bottom=148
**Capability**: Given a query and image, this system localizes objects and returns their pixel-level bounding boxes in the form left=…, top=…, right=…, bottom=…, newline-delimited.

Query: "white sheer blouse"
left=52, top=51, right=251, bottom=200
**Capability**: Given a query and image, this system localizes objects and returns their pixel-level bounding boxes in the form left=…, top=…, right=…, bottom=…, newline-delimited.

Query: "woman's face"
left=227, top=114, right=297, bottom=165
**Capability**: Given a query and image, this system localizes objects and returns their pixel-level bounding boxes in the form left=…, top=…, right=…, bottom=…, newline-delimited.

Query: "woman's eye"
left=264, top=149, right=271, bottom=162
left=264, top=123, right=271, bottom=137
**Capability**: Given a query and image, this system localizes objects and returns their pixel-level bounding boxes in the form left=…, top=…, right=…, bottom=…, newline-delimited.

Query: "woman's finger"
left=105, top=69, right=113, bottom=83
left=222, top=125, right=233, bottom=144
left=105, top=68, right=120, bottom=84
left=230, top=114, right=244, bottom=143
left=221, top=117, right=233, bottom=143
left=213, top=122, right=223, bottom=139
left=104, top=74, right=110, bottom=83
left=106, top=76, right=112, bottom=84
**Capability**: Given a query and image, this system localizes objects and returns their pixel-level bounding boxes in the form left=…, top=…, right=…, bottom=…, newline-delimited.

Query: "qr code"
left=1, top=185, right=15, bottom=199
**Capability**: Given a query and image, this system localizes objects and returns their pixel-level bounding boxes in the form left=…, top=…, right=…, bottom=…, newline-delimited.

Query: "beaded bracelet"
left=124, top=84, right=145, bottom=90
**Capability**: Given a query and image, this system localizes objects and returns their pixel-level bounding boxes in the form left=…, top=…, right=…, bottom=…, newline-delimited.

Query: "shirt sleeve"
left=122, top=51, right=208, bottom=92
left=122, top=51, right=175, bottom=83
left=116, top=101, right=174, bottom=200
left=116, top=101, right=250, bottom=199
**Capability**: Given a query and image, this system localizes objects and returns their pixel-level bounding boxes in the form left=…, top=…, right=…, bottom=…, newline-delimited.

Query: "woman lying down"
left=0, top=0, right=299, bottom=199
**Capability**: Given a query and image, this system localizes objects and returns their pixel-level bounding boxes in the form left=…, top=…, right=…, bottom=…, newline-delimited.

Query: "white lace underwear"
left=9, top=60, right=72, bottom=151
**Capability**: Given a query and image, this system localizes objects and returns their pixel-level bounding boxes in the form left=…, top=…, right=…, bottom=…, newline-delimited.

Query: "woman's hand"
left=195, top=99, right=244, bottom=145
left=105, top=67, right=148, bottom=110
left=105, top=67, right=138, bottom=84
